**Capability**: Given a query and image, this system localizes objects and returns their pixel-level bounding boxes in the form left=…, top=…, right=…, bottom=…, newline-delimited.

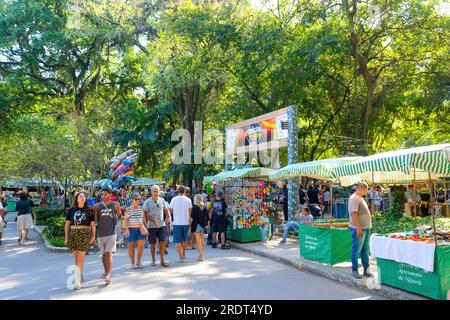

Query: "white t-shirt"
left=169, top=195, right=192, bottom=226
left=368, top=190, right=381, bottom=205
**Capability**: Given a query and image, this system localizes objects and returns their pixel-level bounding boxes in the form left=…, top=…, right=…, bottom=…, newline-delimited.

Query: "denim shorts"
left=173, top=225, right=189, bottom=243
left=127, top=227, right=146, bottom=243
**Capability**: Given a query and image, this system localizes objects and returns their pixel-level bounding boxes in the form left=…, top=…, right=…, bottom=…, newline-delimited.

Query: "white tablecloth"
left=370, top=234, right=436, bottom=272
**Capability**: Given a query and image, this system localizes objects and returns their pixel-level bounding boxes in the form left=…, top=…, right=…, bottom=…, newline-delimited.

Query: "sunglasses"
left=133, top=198, right=140, bottom=201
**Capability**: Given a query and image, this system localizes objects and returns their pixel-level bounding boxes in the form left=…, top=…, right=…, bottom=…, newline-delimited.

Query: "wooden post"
left=445, top=177, right=449, bottom=218
left=413, top=166, right=417, bottom=222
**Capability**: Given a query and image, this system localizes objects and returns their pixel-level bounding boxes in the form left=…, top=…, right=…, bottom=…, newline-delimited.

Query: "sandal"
left=137, top=263, right=144, bottom=269
left=151, top=261, right=156, bottom=266
left=161, top=262, right=169, bottom=267
left=130, top=264, right=137, bottom=269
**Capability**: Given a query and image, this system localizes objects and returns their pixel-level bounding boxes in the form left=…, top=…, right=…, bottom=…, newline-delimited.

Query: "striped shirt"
left=127, top=207, right=144, bottom=228
left=119, top=195, right=132, bottom=208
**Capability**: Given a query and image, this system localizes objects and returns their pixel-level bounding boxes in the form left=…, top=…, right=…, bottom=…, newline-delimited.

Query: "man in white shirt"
left=168, top=185, right=192, bottom=263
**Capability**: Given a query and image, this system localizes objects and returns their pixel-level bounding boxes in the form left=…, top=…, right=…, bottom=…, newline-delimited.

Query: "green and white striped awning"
left=269, top=157, right=360, bottom=181
left=0, top=179, right=63, bottom=188
left=82, top=179, right=110, bottom=187
left=203, top=176, right=215, bottom=183
left=333, top=144, right=450, bottom=186
left=207, top=167, right=274, bottom=182
left=132, top=177, right=166, bottom=186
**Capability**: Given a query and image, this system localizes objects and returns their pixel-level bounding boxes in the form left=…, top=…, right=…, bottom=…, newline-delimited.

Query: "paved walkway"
left=0, top=212, right=386, bottom=300
left=230, top=234, right=427, bottom=300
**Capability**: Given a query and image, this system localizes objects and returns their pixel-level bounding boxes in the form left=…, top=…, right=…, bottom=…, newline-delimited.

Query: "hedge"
left=34, top=207, right=64, bottom=225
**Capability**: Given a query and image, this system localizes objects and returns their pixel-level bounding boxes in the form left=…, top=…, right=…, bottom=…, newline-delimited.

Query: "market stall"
left=370, top=230, right=450, bottom=300
left=209, top=167, right=278, bottom=243
left=269, top=157, right=359, bottom=265
left=333, top=143, right=450, bottom=299
left=298, top=223, right=352, bottom=265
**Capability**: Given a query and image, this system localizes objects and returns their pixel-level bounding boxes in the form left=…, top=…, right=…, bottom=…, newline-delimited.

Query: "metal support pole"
left=287, top=105, right=299, bottom=221
left=413, top=166, right=417, bottom=221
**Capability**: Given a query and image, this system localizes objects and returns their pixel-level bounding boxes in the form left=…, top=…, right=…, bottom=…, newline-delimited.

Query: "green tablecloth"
left=226, top=217, right=265, bottom=243
left=377, top=245, right=450, bottom=300
left=299, top=224, right=352, bottom=265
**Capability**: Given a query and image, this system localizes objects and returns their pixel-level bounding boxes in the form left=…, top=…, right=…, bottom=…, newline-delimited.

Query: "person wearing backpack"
left=93, top=187, right=123, bottom=285
left=211, top=191, right=231, bottom=250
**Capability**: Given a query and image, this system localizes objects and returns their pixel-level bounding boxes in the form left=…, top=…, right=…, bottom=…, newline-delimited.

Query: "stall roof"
left=132, top=177, right=166, bottom=186
left=81, top=179, right=110, bottom=187
left=203, top=176, right=216, bottom=183
left=0, top=178, right=63, bottom=188
left=333, top=144, right=450, bottom=186
left=208, top=167, right=274, bottom=182
left=269, top=157, right=360, bottom=181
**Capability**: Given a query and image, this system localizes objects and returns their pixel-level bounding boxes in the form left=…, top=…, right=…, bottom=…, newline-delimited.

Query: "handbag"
left=139, top=224, right=148, bottom=236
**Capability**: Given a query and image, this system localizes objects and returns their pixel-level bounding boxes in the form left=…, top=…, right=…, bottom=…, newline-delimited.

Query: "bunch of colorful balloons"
left=107, top=149, right=138, bottom=189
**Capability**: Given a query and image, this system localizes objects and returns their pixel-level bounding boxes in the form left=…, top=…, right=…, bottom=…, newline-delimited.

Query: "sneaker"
left=279, top=239, right=287, bottom=244
left=352, top=270, right=362, bottom=279
left=212, top=244, right=218, bottom=248
left=74, top=282, right=81, bottom=290
left=220, top=245, right=231, bottom=250
left=363, top=269, right=374, bottom=278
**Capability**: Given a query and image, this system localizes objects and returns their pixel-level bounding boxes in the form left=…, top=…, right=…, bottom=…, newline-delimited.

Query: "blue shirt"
left=294, top=214, right=314, bottom=224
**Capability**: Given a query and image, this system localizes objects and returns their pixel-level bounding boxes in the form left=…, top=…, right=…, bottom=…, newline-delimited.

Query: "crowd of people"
left=61, top=184, right=232, bottom=290
left=1, top=180, right=381, bottom=287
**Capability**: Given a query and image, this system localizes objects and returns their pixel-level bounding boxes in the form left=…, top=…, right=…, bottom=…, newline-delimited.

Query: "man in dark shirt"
left=93, top=187, right=122, bottom=285
left=211, top=191, right=230, bottom=249
left=282, top=183, right=288, bottom=222
left=299, top=185, right=307, bottom=206
left=307, top=186, right=319, bottom=204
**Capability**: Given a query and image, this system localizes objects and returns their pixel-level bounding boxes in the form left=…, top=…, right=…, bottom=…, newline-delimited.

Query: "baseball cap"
left=132, top=191, right=141, bottom=199
left=101, top=186, right=113, bottom=193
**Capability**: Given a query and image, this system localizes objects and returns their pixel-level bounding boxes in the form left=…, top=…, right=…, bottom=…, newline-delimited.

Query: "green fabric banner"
left=226, top=217, right=263, bottom=243
left=377, top=245, right=450, bottom=300
left=299, top=224, right=352, bottom=265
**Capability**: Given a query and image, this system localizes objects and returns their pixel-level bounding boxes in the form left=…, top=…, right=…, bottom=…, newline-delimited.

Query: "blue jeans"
left=349, top=227, right=371, bottom=271
left=207, top=226, right=213, bottom=242
left=282, top=221, right=299, bottom=241
left=260, top=226, right=268, bottom=242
